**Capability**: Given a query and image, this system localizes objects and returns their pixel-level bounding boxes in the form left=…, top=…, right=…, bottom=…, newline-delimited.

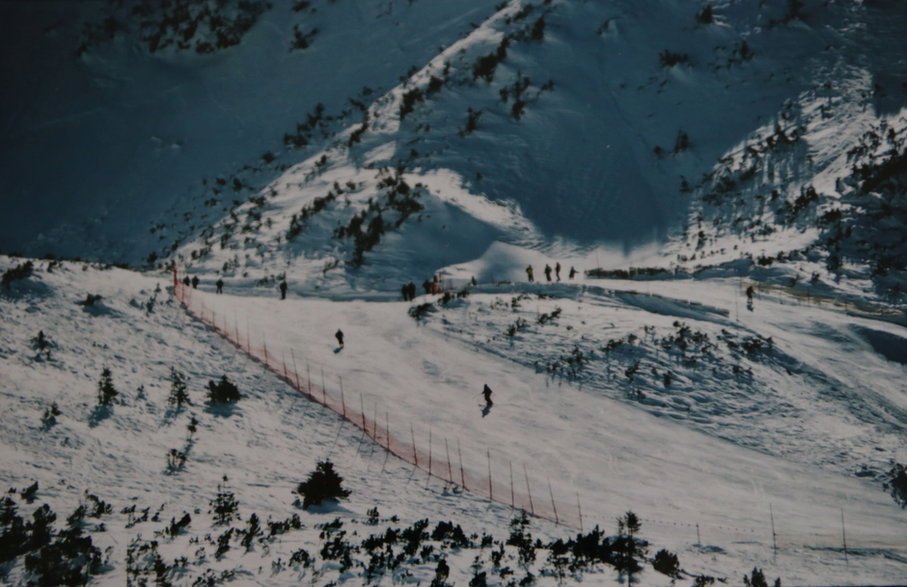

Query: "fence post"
left=487, top=449, right=493, bottom=501
left=841, top=507, right=848, bottom=562
left=339, top=376, right=346, bottom=417
left=548, top=478, right=559, bottom=525
left=524, top=464, right=534, bottom=515
left=458, top=438, right=466, bottom=489
left=510, top=461, right=515, bottom=508
left=291, top=349, right=301, bottom=389
left=360, top=392, right=366, bottom=432
left=372, top=400, right=378, bottom=441
left=320, top=367, right=326, bottom=404
left=770, top=503, right=778, bottom=559
left=411, top=423, right=418, bottom=468
left=445, top=438, right=453, bottom=484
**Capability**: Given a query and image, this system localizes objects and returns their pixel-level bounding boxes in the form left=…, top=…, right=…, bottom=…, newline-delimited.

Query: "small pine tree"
left=210, top=476, right=239, bottom=525
left=696, top=3, right=714, bottom=25
left=295, top=460, right=350, bottom=509
left=97, top=368, right=118, bottom=406
left=31, top=330, right=54, bottom=359
left=614, top=511, right=647, bottom=583
left=743, top=567, right=768, bottom=587
left=652, top=548, right=680, bottom=578
left=168, top=368, right=190, bottom=408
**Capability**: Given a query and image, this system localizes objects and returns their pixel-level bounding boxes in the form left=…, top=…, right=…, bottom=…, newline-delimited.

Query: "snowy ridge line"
left=171, top=270, right=583, bottom=530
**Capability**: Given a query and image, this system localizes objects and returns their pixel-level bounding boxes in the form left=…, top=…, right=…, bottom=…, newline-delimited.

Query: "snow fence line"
left=171, top=271, right=902, bottom=553
left=172, top=270, right=582, bottom=530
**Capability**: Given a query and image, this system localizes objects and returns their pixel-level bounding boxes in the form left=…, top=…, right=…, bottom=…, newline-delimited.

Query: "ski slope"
left=184, top=263, right=907, bottom=583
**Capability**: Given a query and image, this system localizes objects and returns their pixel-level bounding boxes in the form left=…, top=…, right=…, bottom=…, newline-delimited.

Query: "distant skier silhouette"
left=525, top=265, right=534, bottom=282
left=481, top=384, right=494, bottom=417
left=335, top=328, right=344, bottom=350
left=216, top=278, right=224, bottom=294
left=279, top=279, right=288, bottom=300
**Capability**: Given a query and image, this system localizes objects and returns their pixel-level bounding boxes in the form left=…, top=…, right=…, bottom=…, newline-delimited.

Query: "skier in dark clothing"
left=569, top=266, right=577, bottom=280
left=335, top=329, right=344, bottom=348
left=216, top=279, right=224, bottom=294
left=408, top=282, right=417, bottom=300
left=279, top=280, right=288, bottom=300
left=191, top=276, right=199, bottom=289
left=544, top=264, right=552, bottom=282
left=482, top=384, right=493, bottom=406
left=401, top=284, right=409, bottom=301
left=526, top=265, right=534, bottom=282
left=182, top=276, right=190, bottom=287
left=555, top=262, right=561, bottom=281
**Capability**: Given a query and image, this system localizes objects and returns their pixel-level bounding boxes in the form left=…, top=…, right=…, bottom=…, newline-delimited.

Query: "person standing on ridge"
left=482, top=384, right=493, bottom=406
left=279, top=279, right=288, bottom=300
left=544, top=264, right=552, bottom=282
left=555, top=262, right=561, bottom=281
left=526, top=265, right=534, bottom=282
left=569, top=266, right=577, bottom=280
left=335, top=328, right=344, bottom=349
left=216, top=278, right=224, bottom=294
left=191, top=276, right=199, bottom=289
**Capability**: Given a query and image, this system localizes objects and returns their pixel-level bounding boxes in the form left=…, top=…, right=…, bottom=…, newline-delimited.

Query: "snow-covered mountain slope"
left=4, top=0, right=906, bottom=298
left=162, top=0, right=906, bottom=302
left=0, top=0, right=501, bottom=262
left=3, top=256, right=905, bottom=585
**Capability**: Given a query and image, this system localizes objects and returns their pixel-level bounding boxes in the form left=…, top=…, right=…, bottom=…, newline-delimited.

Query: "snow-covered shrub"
left=23, top=524, right=103, bottom=586
left=97, top=368, right=118, bottom=406
left=168, top=367, right=190, bottom=408
left=206, top=375, right=240, bottom=404
left=743, top=567, right=781, bottom=587
left=77, top=293, right=103, bottom=308
left=408, top=301, right=436, bottom=322
left=31, top=330, right=54, bottom=360
left=166, top=449, right=187, bottom=472
left=209, top=477, right=239, bottom=525
left=652, top=548, right=680, bottom=578
left=1, top=261, right=34, bottom=287
left=883, top=462, right=907, bottom=508
left=41, top=403, right=61, bottom=429
left=295, top=460, right=350, bottom=509
left=659, top=50, right=690, bottom=68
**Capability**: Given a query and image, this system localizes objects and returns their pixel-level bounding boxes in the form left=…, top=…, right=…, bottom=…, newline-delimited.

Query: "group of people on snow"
left=525, top=263, right=578, bottom=283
